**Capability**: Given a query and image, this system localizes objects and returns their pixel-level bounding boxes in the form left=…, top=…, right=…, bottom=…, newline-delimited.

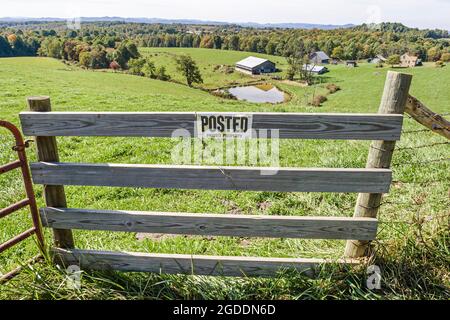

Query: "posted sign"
left=196, top=113, right=253, bottom=138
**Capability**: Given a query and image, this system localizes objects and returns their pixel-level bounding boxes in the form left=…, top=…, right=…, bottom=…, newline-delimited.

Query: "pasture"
left=139, top=47, right=288, bottom=89
left=0, top=52, right=448, bottom=299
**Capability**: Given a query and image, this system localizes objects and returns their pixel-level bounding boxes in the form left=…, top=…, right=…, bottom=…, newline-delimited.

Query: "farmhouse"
left=400, top=53, right=422, bottom=67
left=309, top=51, right=330, bottom=64
left=302, top=64, right=329, bottom=74
left=235, top=56, right=276, bottom=75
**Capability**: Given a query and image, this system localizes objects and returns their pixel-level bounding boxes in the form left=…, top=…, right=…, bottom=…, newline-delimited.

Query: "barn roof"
left=303, top=64, right=328, bottom=73
left=311, top=51, right=330, bottom=61
left=236, top=56, right=269, bottom=68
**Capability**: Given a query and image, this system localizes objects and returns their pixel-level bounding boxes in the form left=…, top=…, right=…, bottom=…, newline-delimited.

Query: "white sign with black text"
left=196, top=113, right=253, bottom=139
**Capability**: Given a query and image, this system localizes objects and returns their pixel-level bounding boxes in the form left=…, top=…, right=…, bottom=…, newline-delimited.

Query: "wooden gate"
left=19, top=71, right=412, bottom=277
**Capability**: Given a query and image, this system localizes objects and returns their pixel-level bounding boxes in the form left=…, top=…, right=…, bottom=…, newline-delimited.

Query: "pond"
left=227, top=84, right=285, bottom=103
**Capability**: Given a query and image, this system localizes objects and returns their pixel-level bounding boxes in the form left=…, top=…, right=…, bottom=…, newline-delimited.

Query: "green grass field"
left=139, top=47, right=288, bottom=89
left=0, top=51, right=449, bottom=299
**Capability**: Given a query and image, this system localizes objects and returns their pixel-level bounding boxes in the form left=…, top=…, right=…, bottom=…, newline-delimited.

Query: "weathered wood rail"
left=406, top=95, right=450, bottom=140
left=20, top=112, right=403, bottom=140
left=41, top=208, right=378, bottom=240
left=20, top=71, right=413, bottom=277
left=31, top=163, right=392, bottom=193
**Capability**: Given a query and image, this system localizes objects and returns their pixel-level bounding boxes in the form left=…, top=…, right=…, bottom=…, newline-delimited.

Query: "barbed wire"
left=396, top=141, right=449, bottom=151
left=317, top=114, right=448, bottom=229
left=392, top=179, right=447, bottom=185
left=378, top=212, right=450, bottom=225
left=402, top=128, right=437, bottom=134
left=393, top=157, right=450, bottom=167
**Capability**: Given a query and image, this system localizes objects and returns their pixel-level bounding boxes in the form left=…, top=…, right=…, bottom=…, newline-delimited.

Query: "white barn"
left=235, top=56, right=276, bottom=75
left=302, top=64, right=329, bottom=74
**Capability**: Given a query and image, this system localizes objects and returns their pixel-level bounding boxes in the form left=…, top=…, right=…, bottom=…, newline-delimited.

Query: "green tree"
left=89, top=47, right=109, bottom=69
left=0, top=36, right=12, bottom=57
left=142, top=60, right=156, bottom=78
left=229, top=35, right=240, bottom=51
left=299, top=56, right=316, bottom=85
left=154, top=66, right=170, bottom=81
left=387, top=54, right=401, bottom=67
left=286, top=56, right=300, bottom=80
left=114, top=41, right=140, bottom=68
left=174, top=54, right=203, bottom=86
left=265, top=41, right=277, bottom=55
left=128, top=57, right=147, bottom=75
left=38, top=37, right=63, bottom=59
left=79, top=51, right=92, bottom=68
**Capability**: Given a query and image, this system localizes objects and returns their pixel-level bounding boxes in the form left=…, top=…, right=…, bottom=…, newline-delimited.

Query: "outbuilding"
left=369, top=55, right=387, bottom=64
left=302, top=64, right=329, bottom=74
left=309, top=51, right=330, bottom=64
left=235, top=56, right=276, bottom=75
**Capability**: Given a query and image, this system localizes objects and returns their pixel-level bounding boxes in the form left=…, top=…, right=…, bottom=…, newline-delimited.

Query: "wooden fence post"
left=27, top=96, right=74, bottom=249
left=345, top=71, right=412, bottom=258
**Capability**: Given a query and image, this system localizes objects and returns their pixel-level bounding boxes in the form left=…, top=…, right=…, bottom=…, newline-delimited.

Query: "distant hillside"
left=0, top=16, right=353, bottom=29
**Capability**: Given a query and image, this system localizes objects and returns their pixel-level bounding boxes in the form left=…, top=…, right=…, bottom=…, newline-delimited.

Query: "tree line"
left=1, top=21, right=449, bottom=65
left=136, top=23, right=450, bottom=62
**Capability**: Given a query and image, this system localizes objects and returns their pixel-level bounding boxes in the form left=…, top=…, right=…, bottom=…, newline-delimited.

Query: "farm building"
left=302, top=64, right=329, bottom=74
left=235, top=56, right=276, bottom=75
left=309, top=51, right=330, bottom=64
left=400, top=53, right=422, bottom=67
left=369, top=55, right=387, bottom=64
left=346, top=60, right=358, bottom=67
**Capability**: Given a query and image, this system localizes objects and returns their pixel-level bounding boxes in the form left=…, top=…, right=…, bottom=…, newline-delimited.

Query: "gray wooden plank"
left=52, top=248, right=359, bottom=277
left=41, top=207, right=378, bottom=240
left=20, top=111, right=404, bottom=140
left=31, top=162, right=392, bottom=193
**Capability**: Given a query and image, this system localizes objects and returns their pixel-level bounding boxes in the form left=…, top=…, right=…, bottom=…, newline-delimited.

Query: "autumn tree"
left=441, top=53, right=450, bottom=62
left=427, top=47, right=441, bottom=62
left=200, top=35, right=214, bottom=48
left=331, top=46, right=344, bottom=60
left=7, top=34, right=17, bottom=43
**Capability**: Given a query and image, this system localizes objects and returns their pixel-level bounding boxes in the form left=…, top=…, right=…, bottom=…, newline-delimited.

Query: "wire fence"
left=396, top=141, right=449, bottom=151
left=339, top=129, right=449, bottom=227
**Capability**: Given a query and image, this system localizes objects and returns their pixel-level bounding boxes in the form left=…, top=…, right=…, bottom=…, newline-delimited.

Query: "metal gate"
left=0, top=120, right=45, bottom=282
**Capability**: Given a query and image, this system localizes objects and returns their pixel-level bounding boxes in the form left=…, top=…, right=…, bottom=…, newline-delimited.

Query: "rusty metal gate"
left=0, top=120, right=45, bottom=283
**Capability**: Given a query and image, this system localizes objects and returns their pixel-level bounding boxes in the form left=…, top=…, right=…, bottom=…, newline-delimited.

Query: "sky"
left=1, top=0, right=450, bottom=30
